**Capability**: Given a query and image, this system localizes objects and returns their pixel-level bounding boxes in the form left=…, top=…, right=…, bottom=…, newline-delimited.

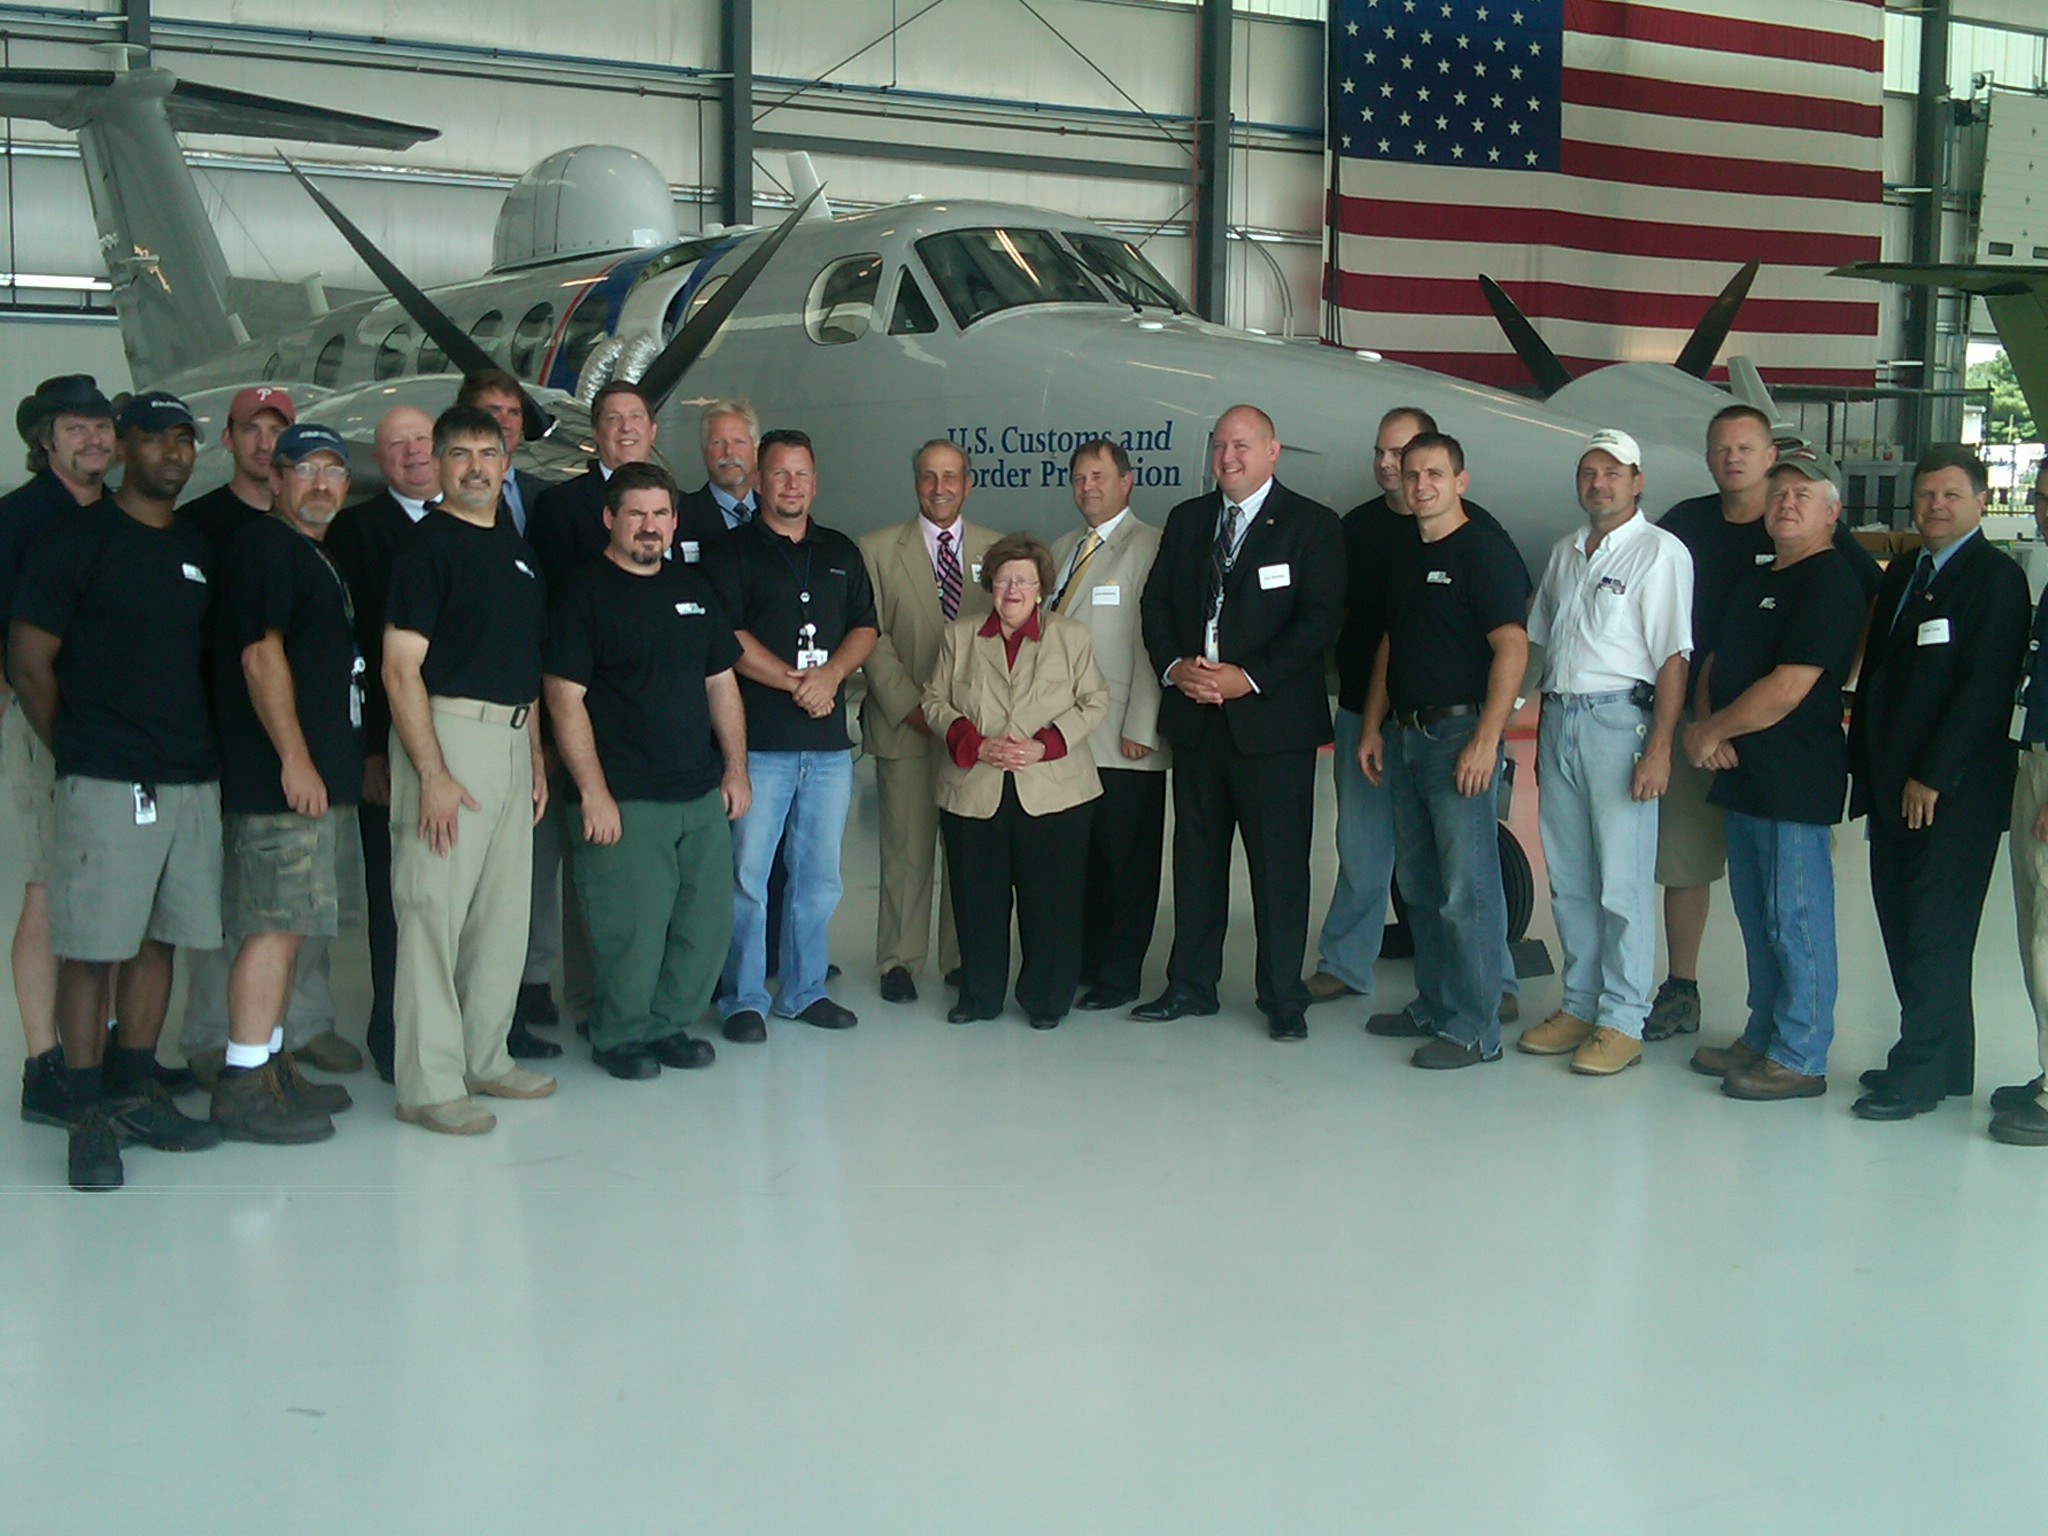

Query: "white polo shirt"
left=1528, top=509, right=1694, bottom=694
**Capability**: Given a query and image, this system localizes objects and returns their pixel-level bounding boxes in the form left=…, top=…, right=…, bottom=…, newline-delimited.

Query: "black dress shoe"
left=1852, top=1086, right=1938, bottom=1121
left=1131, top=985, right=1218, bottom=1022
left=591, top=1044, right=661, bottom=1081
left=1989, top=1096, right=2048, bottom=1146
left=1411, top=1035, right=1502, bottom=1069
left=1858, top=1066, right=1893, bottom=1093
left=1365, top=1008, right=1432, bottom=1038
left=1076, top=983, right=1138, bottom=1012
left=722, top=1011, right=768, bottom=1043
left=947, top=1004, right=1000, bottom=1024
left=506, top=1024, right=563, bottom=1061
left=1267, top=1012, right=1307, bottom=1042
left=515, top=982, right=560, bottom=1028
left=1990, top=1074, right=2046, bottom=1114
left=649, top=1032, right=716, bottom=1070
left=1028, top=1015, right=1060, bottom=1031
left=944, top=968, right=962, bottom=988
left=794, top=998, right=857, bottom=1030
left=879, top=966, right=918, bottom=1004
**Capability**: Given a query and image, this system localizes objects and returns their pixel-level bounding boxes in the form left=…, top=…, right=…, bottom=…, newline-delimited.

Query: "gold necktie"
left=1054, top=530, right=1103, bottom=614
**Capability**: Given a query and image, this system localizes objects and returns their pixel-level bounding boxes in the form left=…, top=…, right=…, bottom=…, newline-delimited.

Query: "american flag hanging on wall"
left=1322, top=0, right=1885, bottom=388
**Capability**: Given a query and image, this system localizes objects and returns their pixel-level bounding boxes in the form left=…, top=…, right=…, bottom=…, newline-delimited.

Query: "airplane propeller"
left=1478, top=260, right=1763, bottom=395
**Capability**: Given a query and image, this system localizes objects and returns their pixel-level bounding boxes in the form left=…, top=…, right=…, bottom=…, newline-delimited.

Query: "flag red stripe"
left=1565, top=0, right=1882, bottom=73
left=1334, top=195, right=1881, bottom=268
left=1561, top=67, right=1882, bottom=139
left=1333, top=273, right=1879, bottom=335
left=1376, top=349, right=1878, bottom=389
left=1558, top=140, right=1881, bottom=203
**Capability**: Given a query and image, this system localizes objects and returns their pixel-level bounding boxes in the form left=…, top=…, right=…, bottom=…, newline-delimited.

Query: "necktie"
left=1053, top=530, right=1103, bottom=614
left=735, top=496, right=754, bottom=526
left=936, top=528, right=962, bottom=622
left=1208, top=504, right=1241, bottom=615
left=1893, top=553, right=1934, bottom=633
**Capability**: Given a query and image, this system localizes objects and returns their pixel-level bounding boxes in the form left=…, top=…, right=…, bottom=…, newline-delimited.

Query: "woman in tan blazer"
left=922, top=534, right=1109, bottom=1027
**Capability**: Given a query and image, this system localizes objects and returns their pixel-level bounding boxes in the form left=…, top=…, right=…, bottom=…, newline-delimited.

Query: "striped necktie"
left=936, top=528, right=962, bottom=621
left=1892, top=552, right=1934, bottom=634
left=1053, top=529, right=1103, bottom=614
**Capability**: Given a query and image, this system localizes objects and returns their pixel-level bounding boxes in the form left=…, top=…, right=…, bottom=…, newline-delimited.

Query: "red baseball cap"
left=227, top=386, right=297, bottom=428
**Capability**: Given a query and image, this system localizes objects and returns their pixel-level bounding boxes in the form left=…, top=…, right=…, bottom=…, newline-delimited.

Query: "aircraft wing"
left=1834, top=259, right=2048, bottom=427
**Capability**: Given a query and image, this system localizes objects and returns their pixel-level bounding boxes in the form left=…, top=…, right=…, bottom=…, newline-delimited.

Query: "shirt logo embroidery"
left=675, top=601, right=705, bottom=616
left=1759, top=596, right=1778, bottom=610
left=1596, top=576, right=1628, bottom=595
left=180, top=562, right=206, bottom=584
left=513, top=559, right=536, bottom=579
left=1425, top=569, right=1452, bottom=585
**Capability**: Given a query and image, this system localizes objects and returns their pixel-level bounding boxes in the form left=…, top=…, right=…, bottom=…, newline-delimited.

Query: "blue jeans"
left=1726, top=811, right=1838, bottom=1076
left=1387, top=715, right=1509, bottom=1053
left=720, top=750, right=852, bottom=1020
left=1538, top=691, right=1659, bottom=1037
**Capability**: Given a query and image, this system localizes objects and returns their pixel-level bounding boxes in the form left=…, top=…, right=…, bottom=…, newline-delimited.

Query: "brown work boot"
left=1518, top=1010, right=1593, bottom=1056
left=273, top=1051, right=353, bottom=1115
left=1690, top=1038, right=1765, bottom=1078
left=211, top=1062, right=335, bottom=1145
left=1722, top=1058, right=1827, bottom=1100
left=1306, top=971, right=1360, bottom=1005
left=1569, top=1026, right=1643, bottom=1076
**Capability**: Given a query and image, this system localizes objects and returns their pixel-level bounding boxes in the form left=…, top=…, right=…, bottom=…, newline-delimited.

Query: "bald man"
left=325, top=405, right=441, bottom=1081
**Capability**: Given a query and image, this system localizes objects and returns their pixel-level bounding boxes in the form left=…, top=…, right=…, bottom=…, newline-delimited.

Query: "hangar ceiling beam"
left=122, top=0, right=149, bottom=56
left=722, top=0, right=754, bottom=229
left=1193, top=0, right=1232, bottom=322
left=1907, top=0, right=1953, bottom=453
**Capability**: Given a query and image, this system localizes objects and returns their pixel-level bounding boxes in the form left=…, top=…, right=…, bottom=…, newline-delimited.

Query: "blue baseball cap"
left=273, top=422, right=350, bottom=467
left=116, top=390, right=197, bottom=435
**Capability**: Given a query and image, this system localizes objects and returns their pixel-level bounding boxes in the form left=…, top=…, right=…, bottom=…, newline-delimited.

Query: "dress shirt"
left=921, top=515, right=970, bottom=576
left=1058, top=507, right=1129, bottom=588
left=393, top=493, right=430, bottom=524
left=1891, top=527, right=1978, bottom=630
left=501, top=473, right=526, bottom=535
left=1528, top=508, right=1694, bottom=694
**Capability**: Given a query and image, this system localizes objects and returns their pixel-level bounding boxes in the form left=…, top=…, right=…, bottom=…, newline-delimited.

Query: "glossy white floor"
left=3, top=740, right=2046, bottom=1535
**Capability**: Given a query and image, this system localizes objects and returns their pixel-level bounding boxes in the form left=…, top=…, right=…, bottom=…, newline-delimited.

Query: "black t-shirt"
left=1384, top=514, right=1532, bottom=715
left=1706, top=547, right=1867, bottom=825
left=546, top=558, right=742, bottom=802
left=385, top=510, right=547, bottom=705
left=180, top=483, right=268, bottom=564
left=1660, top=494, right=1881, bottom=662
left=0, top=472, right=92, bottom=628
left=10, top=501, right=217, bottom=782
left=213, top=515, right=366, bottom=814
left=1334, top=494, right=1508, bottom=712
left=703, top=517, right=877, bottom=752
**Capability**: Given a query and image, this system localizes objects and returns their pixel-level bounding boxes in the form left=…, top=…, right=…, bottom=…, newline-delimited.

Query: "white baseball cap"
left=1580, top=428, right=1643, bottom=470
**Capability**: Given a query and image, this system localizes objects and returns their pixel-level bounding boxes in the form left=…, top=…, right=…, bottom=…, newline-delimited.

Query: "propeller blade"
left=636, top=186, right=824, bottom=413
left=278, top=151, right=555, bottom=442
left=1477, top=275, right=1573, bottom=397
left=1674, top=260, right=1759, bottom=380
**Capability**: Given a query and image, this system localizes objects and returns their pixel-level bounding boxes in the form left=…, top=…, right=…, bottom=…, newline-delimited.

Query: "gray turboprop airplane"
left=0, top=61, right=1778, bottom=578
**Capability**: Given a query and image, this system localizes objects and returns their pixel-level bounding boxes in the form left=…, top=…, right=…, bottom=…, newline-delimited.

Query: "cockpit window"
left=914, top=228, right=1106, bottom=329
left=1068, top=233, right=1185, bottom=312
left=888, top=273, right=940, bottom=336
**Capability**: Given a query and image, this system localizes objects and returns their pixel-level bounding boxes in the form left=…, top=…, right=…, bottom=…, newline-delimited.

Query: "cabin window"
left=261, top=352, right=281, bottom=381
left=914, top=228, right=1105, bottom=329
left=375, top=326, right=412, bottom=381
left=888, top=273, right=940, bottom=336
left=417, top=334, right=447, bottom=374
left=1067, top=233, right=1185, bottom=312
left=804, top=255, right=883, bottom=345
left=511, top=303, right=554, bottom=375
left=312, top=334, right=346, bottom=388
left=468, top=309, right=505, bottom=358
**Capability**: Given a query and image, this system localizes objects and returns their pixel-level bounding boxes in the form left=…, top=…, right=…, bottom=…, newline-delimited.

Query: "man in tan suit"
left=859, top=439, right=999, bottom=1002
left=1049, top=438, right=1170, bottom=1010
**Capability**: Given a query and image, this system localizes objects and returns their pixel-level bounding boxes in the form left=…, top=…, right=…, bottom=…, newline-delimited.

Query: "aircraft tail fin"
left=1834, top=259, right=2048, bottom=434
left=786, top=152, right=834, bottom=220
left=1723, top=355, right=1794, bottom=436
left=0, top=64, right=436, bottom=384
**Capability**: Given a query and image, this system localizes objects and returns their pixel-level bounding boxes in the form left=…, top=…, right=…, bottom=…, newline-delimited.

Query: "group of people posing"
left=2, top=364, right=2045, bottom=1196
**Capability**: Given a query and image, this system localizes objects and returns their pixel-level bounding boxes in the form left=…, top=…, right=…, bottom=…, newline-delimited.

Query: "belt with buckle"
left=431, top=696, right=531, bottom=730
left=1391, top=704, right=1482, bottom=730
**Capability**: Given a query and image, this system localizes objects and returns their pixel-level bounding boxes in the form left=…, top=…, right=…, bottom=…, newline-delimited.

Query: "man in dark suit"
left=456, top=369, right=545, bottom=537
left=527, top=380, right=660, bottom=594
left=1849, top=444, right=2031, bottom=1121
left=672, top=399, right=759, bottom=565
left=1136, top=405, right=1345, bottom=1041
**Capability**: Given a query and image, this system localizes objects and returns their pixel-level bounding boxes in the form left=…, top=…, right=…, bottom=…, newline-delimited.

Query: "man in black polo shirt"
left=180, top=386, right=295, bottom=559
left=1651, top=406, right=1880, bottom=1042
left=545, top=461, right=749, bottom=1079
left=208, top=422, right=364, bottom=1143
left=1683, top=446, right=1868, bottom=1100
left=705, top=427, right=877, bottom=1042
left=9, top=390, right=225, bottom=1190
left=0, top=373, right=114, bottom=1123
left=1358, top=431, right=1531, bottom=1068
left=383, top=404, right=556, bottom=1135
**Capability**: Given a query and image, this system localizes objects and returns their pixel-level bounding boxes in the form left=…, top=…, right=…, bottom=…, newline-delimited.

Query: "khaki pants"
left=390, top=703, right=534, bottom=1108
left=874, top=745, right=960, bottom=977
left=2011, top=748, right=2048, bottom=1095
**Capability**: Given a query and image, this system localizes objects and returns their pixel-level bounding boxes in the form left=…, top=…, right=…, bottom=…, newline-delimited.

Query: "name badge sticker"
left=679, top=540, right=701, bottom=564
left=970, top=562, right=983, bottom=582
left=1092, top=584, right=1120, bottom=606
left=1917, top=617, right=1952, bottom=647
left=1258, top=563, right=1291, bottom=590
left=180, top=562, right=206, bottom=584
left=675, top=601, right=706, bottom=617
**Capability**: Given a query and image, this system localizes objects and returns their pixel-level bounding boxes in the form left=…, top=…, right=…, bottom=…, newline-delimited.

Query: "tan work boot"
left=1690, top=1038, right=1765, bottom=1078
left=295, top=1029, right=363, bottom=1075
left=397, top=1098, right=497, bottom=1136
left=1517, top=1010, right=1593, bottom=1056
left=467, top=1067, right=557, bottom=1101
left=1570, top=1026, right=1643, bottom=1076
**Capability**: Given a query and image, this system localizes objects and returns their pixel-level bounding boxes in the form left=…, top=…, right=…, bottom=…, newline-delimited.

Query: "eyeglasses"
left=992, top=576, right=1041, bottom=592
left=287, top=462, right=349, bottom=485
